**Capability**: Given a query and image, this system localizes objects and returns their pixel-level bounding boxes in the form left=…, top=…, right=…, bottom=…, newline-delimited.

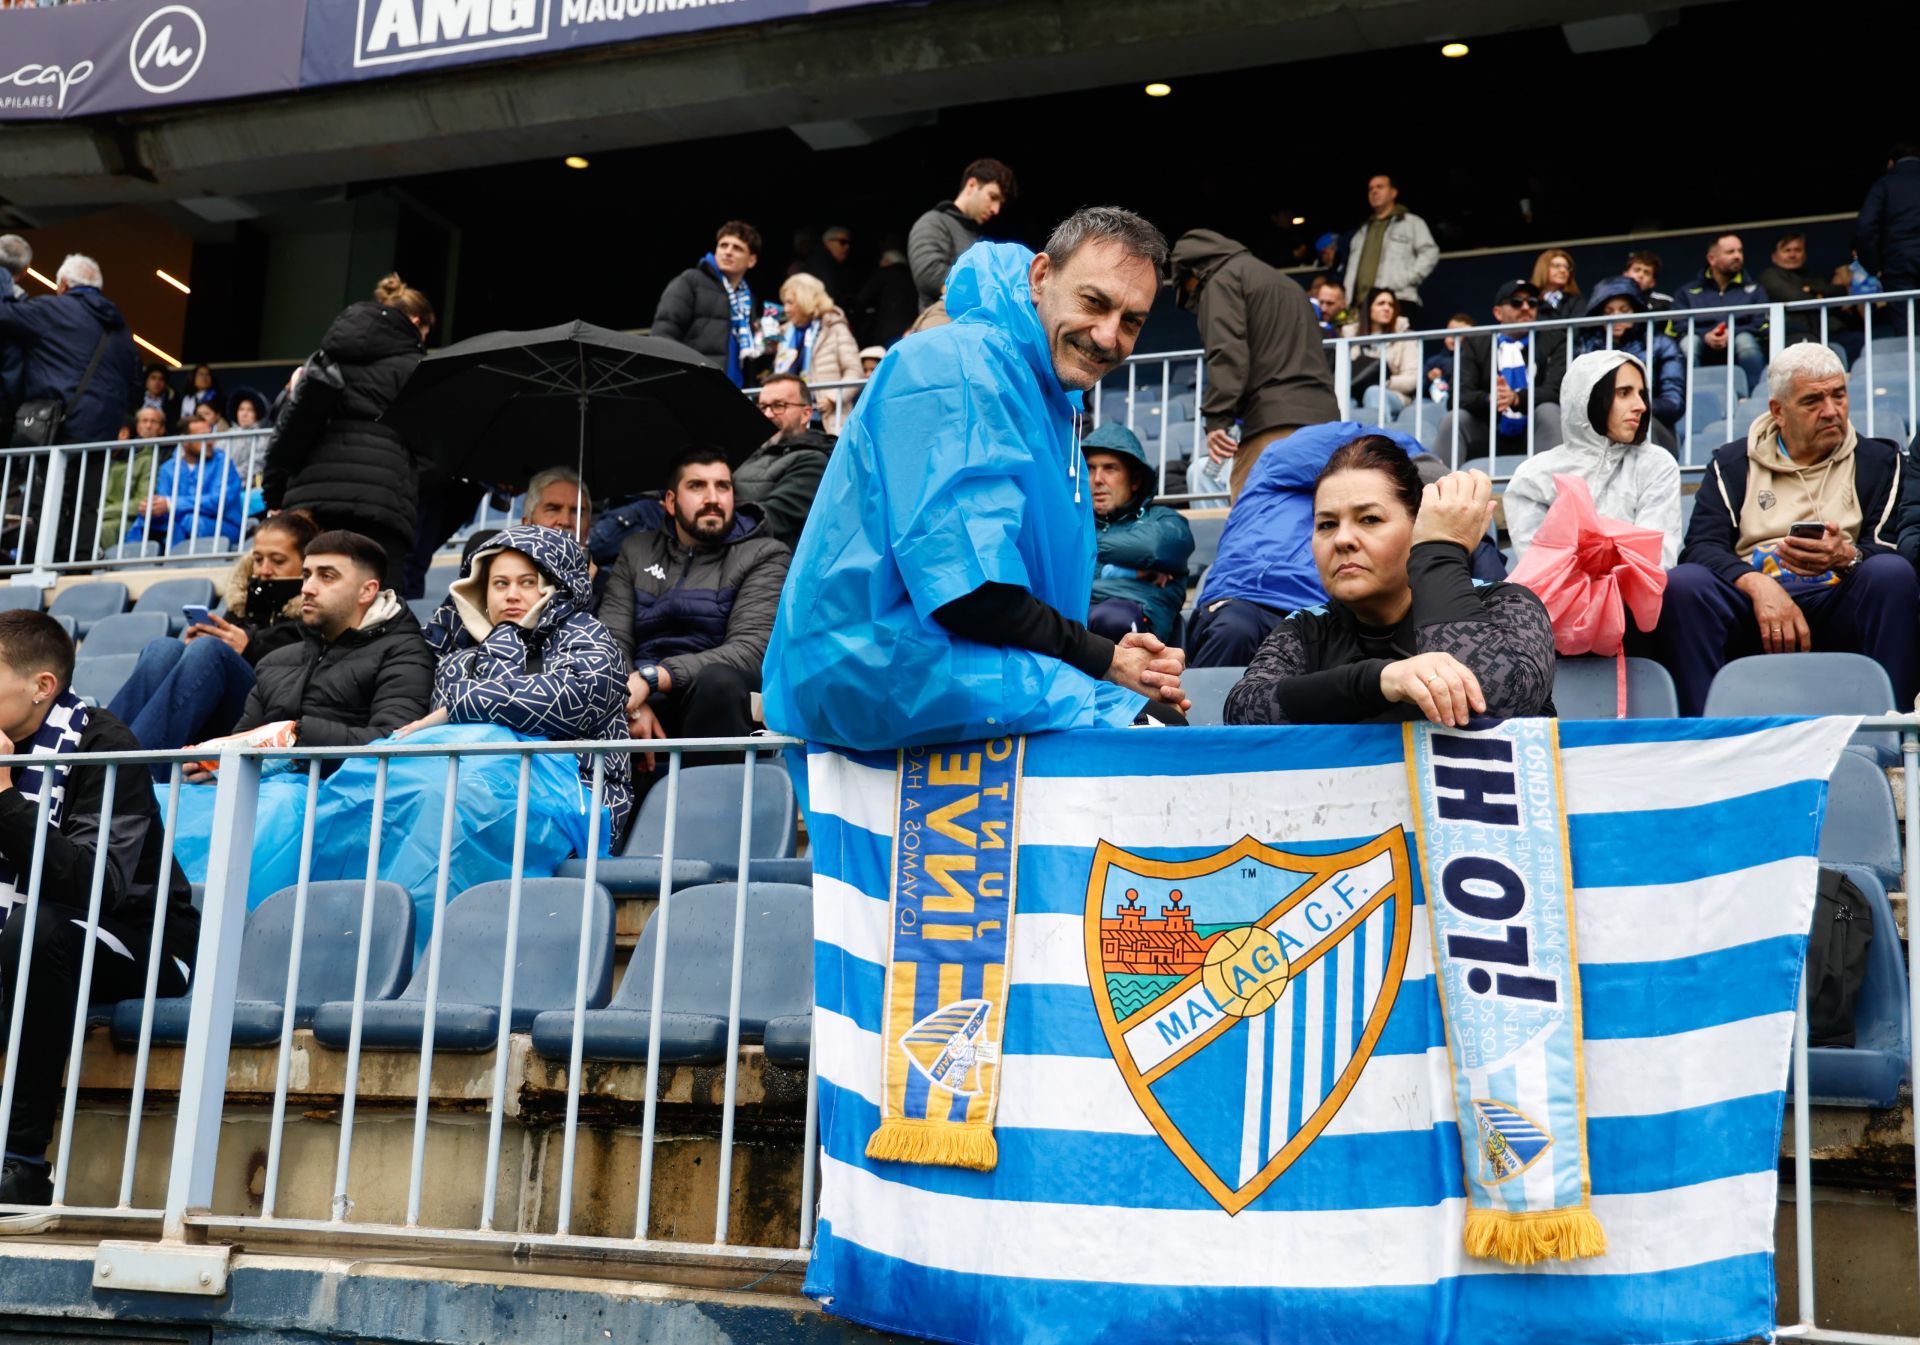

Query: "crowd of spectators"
left=2, top=145, right=1920, bottom=1209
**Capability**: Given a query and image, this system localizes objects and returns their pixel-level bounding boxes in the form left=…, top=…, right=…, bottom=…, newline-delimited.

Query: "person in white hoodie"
left=1503, top=349, right=1683, bottom=570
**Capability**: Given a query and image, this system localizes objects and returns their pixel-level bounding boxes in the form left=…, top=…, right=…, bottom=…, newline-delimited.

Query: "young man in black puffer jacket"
left=597, top=449, right=790, bottom=757
left=263, top=275, right=433, bottom=588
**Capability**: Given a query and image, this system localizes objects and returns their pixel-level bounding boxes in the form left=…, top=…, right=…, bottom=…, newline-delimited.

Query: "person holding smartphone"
left=1655, top=343, right=1916, bottom=715
left=106, top=511, right=321, bottom=763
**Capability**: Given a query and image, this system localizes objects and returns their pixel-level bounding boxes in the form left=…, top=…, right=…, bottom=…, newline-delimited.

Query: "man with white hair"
left=1656, top=342, right=1915, bottom=714
left=0, top=253, right=140, bottom=560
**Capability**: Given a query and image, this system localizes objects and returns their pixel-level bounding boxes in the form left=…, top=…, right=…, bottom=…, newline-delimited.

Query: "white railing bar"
left=1905, top=726, right=1920, bottom=1314
left=118, top=764, right=182, bottom=1209
left=405, top=754, right=462, bottom=1228
left=712, top=752, right=759, bottom=1245
left=327, top=754, right=388, bottom=1223
left=50, top=762, right=117, bottom=1207
left=0, top=786, right=56, bottom=1177
left=261, top=759, right=322, bottom=1219
left=798, top=1022, right=819, bottom=1251
left=555, top=753, right=607, bottom=1237
left=634, top=750, right=683, bottom=1240
left=479, top=751, right=533, bottom=1232
left=1792, top=958, right=1813, bottom=1328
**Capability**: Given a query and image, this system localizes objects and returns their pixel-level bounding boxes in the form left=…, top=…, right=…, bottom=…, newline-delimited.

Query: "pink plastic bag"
left=1508, top=474, right=1667, bottom=715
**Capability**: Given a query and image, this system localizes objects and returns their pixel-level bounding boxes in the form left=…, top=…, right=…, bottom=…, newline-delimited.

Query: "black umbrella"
left=380, top=321, right=770, bottom=497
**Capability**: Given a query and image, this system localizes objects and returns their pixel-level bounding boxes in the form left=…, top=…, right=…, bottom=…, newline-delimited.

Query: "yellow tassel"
left=1463, top=1207, right=1607, bottom=1265
left=865, top=1119, right=999, bottom=1171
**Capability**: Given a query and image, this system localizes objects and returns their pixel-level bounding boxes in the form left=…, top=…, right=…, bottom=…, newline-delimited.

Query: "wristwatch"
left=637, top=662, right=663, bottom=695
left=1839, top=544, right=1863, bottom=575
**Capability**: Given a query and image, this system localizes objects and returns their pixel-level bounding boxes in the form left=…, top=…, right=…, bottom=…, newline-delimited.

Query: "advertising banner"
left=297, top=0, right=893, bottom=87
left=1, top=0, right=303, bottom=121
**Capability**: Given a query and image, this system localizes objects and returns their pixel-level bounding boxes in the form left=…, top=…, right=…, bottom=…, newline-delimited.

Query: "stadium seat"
left=746, top=857, right=813, bottom=885
left=1819, top=752, right=1902, bottom=890
left=1691, top=420, right=1730, bottom=450
left=529, top=881, right=812, bottom=1066
left=1687, top=387, right=1726, bottom=426
left=80, top=611, right=168, bottom=657
left=70, top=654, right=139, bottom=706
left=48, top=581, right=128, bottom=639
left=0, top=587, right=42, bottom=613
left=51, top=615, right=76, bottom=641
left=423, top=564, right=462, bottom=600
left=407, top=596, right=441, bottom=626
left=1183, top=667, right=1244, bottom=727
left=1187, top=513, right=1227, bottom=572
left=176, top=536, right=233, bottom=557
left=1550, top=656, right=1679, bottom=719
left=102, top=542, right=161, bottom=561
left=558, top=761, right=797, bottom=892
left=133, top=577, right=218, bottom=635
left=108, top=880, right=413, bottom=1048
left=310, top=878, right=614, bottom=1052
left=1794, top=864, right=1910, bottom=1109
left=1460, top=454, right=1530, bottom=480
left=762, top=1013, right=812, bottom=1068
left=1702, top=653, right=1897, bottom=764
left=1160, top=419, right=1198, bottom=459
left=1679, top=492, right=1697, bottom=532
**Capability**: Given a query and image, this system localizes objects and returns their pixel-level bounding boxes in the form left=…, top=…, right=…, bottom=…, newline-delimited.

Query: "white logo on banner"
left=129, top=4, right=207, bottom=95
left=355, top=0, right=551, bottom=66
left=0, top=59, right=96, bottom=112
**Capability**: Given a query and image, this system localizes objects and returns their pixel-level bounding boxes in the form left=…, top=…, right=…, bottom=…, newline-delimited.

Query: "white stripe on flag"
left=1268, top=982, right=1295, bottom=1154
left=817, top=874, right=890, bottom=968
left=1332, top=932, right=1356, bottom=1085
left=1573, top=858, right=1818, bottom=966
left=808, top=752, right=897, bottom=839
left=1240, top=1011, right=1266, bottom=1187
left=1584, top=1014, right=1795, bottom=1117
left=1298, top=958, right=1324, bottom=1126
left=1560, top=717, right=1859, bottom=815
left=1020, top=764, right=1413, bottom=850
left=819, top=1157, right=1777, bottom=1288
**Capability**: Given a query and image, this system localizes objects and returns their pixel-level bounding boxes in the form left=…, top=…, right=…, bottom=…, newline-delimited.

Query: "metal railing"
left=0, top=716, right=1912, bottom=1338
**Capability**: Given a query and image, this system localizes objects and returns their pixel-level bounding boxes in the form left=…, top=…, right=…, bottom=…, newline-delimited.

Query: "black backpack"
left=1807, top=867, right=1875, bottom=1048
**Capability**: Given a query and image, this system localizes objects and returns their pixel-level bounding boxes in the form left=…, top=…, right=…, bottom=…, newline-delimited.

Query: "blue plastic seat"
left=747, top=857, right=813, bottom=885
left=424, top=564, right=462, bottom=600
left=1794, top=865, right=1911, bottom=1108
left=1186, top=512, right=1227, bottom=572
left=406, top=596, right=441, bottom=627
left=530, top=882, right=812, bottom=1066
left=763, top=1013, right=812, bottom=1069
left=48, top=581, right=128, bottom=639
left=69, top=654, right=139, bottom=706
left=133, top=577, right=218, bottom=635
left=51, top=615, right=76, bottom=641
left=1703, top=652, right=1897, bottom=764
left=310, top=879, right=613, bottom=1051
left=1687, top=387, right=1727, bottom=426
left=1183, top=666, right=1244, bottom=727
left=1819, top=752, right=1902, bottom=890
left=175, top=536, right=233, bottom=557
left=558, top=762, right=797, bottom=892
left=102, top=542, right=161, bottom=562
left=1551, top=656, right=1679, bottom=719
left=80, top=611, right=168, bottom=657
left=1460, top=454, right=1530, bottom=480
left=109, top=880, right=413, bottom=1048
left=0, top=587, right=43, bottom=613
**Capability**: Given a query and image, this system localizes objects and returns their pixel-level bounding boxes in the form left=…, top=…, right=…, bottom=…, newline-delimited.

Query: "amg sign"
left=354, top=0, right=551, bottom=67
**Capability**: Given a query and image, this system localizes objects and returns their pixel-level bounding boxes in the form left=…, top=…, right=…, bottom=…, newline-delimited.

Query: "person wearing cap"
left=1435, top=279, right=1567, bottom=460
left=1083, top=423, right=1195, bottom=641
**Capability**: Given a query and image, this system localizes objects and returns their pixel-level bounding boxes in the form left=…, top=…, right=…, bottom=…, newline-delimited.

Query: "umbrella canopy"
left=380, top=321, right=770, bottom=497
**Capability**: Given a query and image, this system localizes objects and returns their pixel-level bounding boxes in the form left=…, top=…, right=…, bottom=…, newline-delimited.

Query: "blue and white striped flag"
left=803, top=716, right=1856, bottom=1345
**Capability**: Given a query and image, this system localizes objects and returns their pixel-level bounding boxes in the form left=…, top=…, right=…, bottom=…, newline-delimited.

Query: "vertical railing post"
left=23, top=442, right=68, bottom=586
left=1904, top=725, right=1920, bottom=1315
left=161, top=749, right=259, bottom=1240
left=1332, top=340, right=1353, bottom=420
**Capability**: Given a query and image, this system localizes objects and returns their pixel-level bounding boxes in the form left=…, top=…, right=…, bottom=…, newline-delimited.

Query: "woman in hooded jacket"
left=408, top=524, right=633, bottom=842
left=263, top=273, right=433, bottom=588
left=1503, top=349, right=1684, bottom=571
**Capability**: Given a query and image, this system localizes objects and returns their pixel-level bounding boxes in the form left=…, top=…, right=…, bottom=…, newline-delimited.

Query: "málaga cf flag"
left=802, top=716, right=1856, bottom=1345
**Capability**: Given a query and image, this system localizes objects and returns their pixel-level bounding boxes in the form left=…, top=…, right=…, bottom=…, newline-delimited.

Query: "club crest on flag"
left=1083, top=830, right=1414, bottom=1214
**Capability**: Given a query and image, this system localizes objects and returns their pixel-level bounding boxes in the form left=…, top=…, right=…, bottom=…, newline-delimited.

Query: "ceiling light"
left=1440, top=42, right=1470, bottom=57
left=1290, top=216, right=1306, bottom=226
left=24, top=267, right=53, bottom=290
left=155, top=268, right=191, bottom=295
left=563, top=155, right=590, bottom=169
left=132, top=333, right=180, bottom=367
left=1144, top=83, right=1171, bottom=97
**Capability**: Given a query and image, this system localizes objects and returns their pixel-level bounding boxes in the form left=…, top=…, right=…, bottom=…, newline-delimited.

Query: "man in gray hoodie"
left=1170, top=230, right=1339, bottom=500
left=908, top=158, right=1017, bottom=310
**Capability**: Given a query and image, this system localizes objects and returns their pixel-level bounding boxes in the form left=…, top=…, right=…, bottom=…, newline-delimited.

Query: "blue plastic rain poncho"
left=761, top=241, right=1144, bottom=749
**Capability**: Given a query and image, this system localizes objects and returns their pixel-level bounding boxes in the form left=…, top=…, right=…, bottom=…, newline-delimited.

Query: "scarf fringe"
left=1463, top=1207, right=1608, bottom=1265
left=866, top=1118, right=998, bottom=1171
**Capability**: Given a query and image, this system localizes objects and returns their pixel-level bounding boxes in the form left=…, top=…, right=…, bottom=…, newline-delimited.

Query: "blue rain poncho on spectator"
left=167, top=724, right=606, bottom=957
left=762, top=240, right=1143, bottom=749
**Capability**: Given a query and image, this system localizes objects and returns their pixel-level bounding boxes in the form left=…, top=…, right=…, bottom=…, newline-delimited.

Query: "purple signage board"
left=297, top=0, right=897, bottom=86
left=0, top=0, right=304, bottom=121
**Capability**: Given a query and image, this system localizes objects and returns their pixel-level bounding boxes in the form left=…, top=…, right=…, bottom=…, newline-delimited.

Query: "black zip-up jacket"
left=1855, top=157, right=1920, bottom=283
left=1451, top=326, right=1569, bottom=423
left=650, top=259, right=738, bottom=363
left=1686, top=435, right=1902, bottom=585
left=0, top=709, right=199, bottom=970
left=263, top=302, right=425, bottom=540
left=1223, top=541, right=1556, bottom=724
left=231, top=596, right=434, bottom=751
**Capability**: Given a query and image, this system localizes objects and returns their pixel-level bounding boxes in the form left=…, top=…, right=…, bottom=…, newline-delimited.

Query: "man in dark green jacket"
left=1083, top=423, right=1194, bottom=641
left=733, top=373, right=833, bottom=549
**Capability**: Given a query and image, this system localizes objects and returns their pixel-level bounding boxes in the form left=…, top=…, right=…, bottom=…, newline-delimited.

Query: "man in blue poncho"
left=763, top=207, right=1188, bottom=749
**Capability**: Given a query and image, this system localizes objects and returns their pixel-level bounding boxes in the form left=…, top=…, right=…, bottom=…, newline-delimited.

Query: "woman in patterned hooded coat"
left=411, top=524, right=633, bottom=842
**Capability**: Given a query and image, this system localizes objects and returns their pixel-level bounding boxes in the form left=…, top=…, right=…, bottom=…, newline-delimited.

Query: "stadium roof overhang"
left=0, top=0, right=1705, bottom=216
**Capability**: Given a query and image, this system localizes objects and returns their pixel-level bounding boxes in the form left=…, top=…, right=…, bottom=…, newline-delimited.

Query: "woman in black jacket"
left=1224, top=435, right=1555, bottom=726
left=263, top=274, right=433, bottom=586
left=0, top=611, right=198, bottom=1207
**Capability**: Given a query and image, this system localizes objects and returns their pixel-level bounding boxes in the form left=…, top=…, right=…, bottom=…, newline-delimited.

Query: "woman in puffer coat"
left=412, top=524, right=634, bottom=842
left=777, top=271, right=864, bottom=433
left=263, top=273, right=433, bottom=587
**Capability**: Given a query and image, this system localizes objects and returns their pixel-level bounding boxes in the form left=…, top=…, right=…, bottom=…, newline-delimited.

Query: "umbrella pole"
left=577, top=393, right=588, bottom=530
